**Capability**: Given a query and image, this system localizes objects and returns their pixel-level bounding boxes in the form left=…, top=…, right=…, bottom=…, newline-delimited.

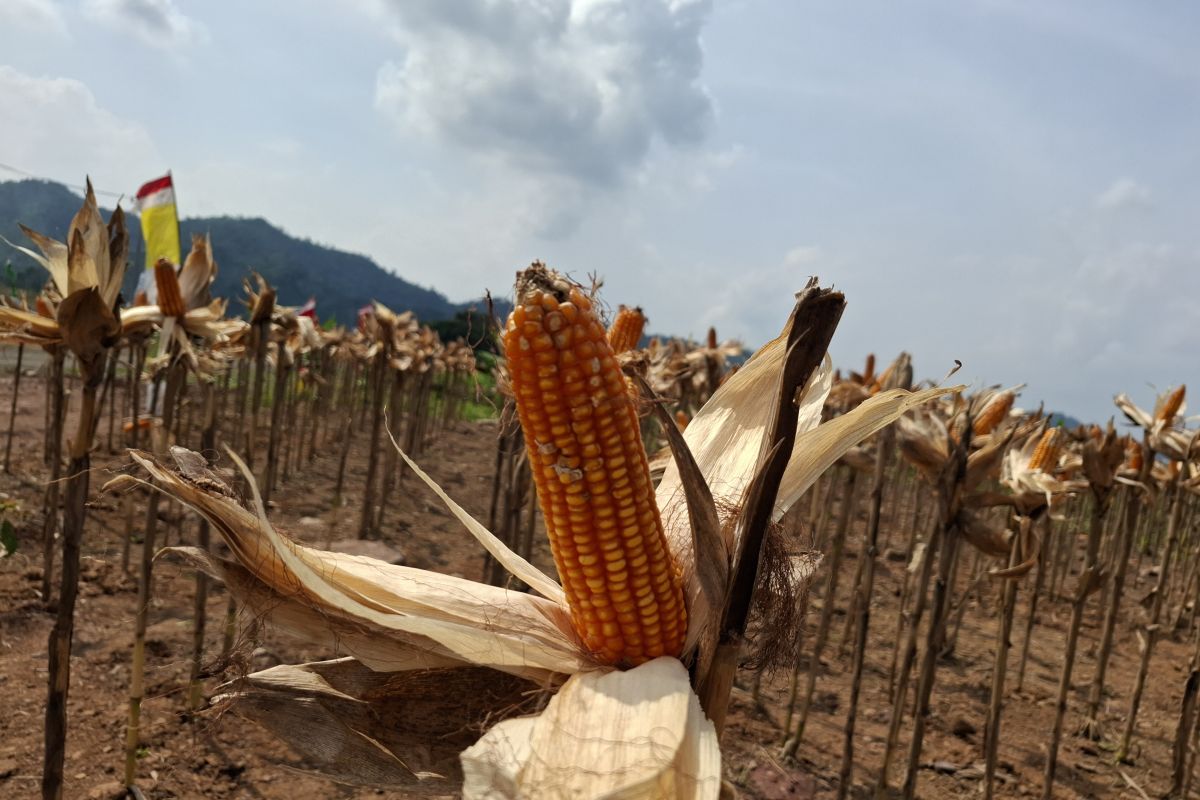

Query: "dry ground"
left=0, top=363, right=1193, bottom=799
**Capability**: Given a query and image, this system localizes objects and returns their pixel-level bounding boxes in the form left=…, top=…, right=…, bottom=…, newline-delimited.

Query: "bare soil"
left=0, top=367, right=1191, bottom=799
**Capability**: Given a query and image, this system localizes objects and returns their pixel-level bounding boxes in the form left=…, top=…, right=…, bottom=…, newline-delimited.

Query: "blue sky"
left=1, top=0, right=1196, bottom=422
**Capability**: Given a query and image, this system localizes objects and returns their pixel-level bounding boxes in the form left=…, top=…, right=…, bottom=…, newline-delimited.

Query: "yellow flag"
left=134, top=174, right=180, bottom=270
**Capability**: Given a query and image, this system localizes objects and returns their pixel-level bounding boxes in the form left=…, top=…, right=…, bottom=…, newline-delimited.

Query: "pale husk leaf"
left=772, top=384, right=961, bottom=522
left=162, top=545, right=478, bottom=674
left=0, top=305, right=62, bottom=344
left=65, top=182, right=109, bottom=297
left=461, top=657, right=720, bottom=800
left=125, top=449, right=588, bottom=679
left=389, top=433, right=567, bottom=605
left=656, top=332, right=831, bottom=634
left=178, top=232, right=216, bottom=310
left=7, top=227, right=68, bottom=296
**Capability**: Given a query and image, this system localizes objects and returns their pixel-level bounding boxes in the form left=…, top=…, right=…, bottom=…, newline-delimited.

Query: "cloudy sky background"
left=1, top=0, right=1197, bottom=422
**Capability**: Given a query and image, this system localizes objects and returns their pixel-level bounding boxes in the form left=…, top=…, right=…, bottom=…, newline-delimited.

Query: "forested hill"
left=0, top=179, right=475, bottom=325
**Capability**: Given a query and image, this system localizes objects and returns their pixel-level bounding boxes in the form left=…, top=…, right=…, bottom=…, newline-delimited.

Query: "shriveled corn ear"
left=607, top=305, right=646, bottom=355
left=1027, top=427, right=1063, bottom=472
left=974, top=391, right=1015, bottom=436
left=245, top=273, right=277, bottom=324
left=870, top=361, right=893, bottom=395
left=1126, top=438, right=1144, bottom=472
left=1155, top=385, right=1185, bottom=424
left=504, top=263, right=686, bottom=666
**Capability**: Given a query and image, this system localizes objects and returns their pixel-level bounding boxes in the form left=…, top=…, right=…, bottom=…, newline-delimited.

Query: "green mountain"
left=0, top=179, right=477, bottom=325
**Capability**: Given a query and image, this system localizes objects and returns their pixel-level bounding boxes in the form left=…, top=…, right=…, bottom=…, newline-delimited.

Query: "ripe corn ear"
left=504, top=264, right=686, bottom=666
left=155, top=259, right=186, bottom=318
left=1028, top=427, right=1062, bottom=473
left=974, top=391, right=1014, bottom=436
left=607, top=305, right=646, bottom=355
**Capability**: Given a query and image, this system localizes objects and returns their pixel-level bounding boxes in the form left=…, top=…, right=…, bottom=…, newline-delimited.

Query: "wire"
left=0, top=161, right=129, bottom=200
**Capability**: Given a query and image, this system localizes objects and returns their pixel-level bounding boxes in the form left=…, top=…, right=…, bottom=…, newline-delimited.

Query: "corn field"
left=0, top=185, right=1198, bottom=800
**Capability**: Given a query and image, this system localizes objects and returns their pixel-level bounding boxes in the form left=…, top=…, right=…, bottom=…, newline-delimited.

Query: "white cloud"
left=0, top=66, right=162, bottom=191
left=83, top=0, right=207, bottom=49
left=0, top=0, right=68, bottom=36
left=783, top=245, right=823, bottom=267
left=371, top=0, right=713, bottom=189
left=1095, top=177, right=1152, bottom=211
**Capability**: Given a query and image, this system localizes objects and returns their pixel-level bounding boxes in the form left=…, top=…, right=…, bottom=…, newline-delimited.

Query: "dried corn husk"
left=461, top=658, right=719, bottom=799
left=1, top=180, right=127, bottom=378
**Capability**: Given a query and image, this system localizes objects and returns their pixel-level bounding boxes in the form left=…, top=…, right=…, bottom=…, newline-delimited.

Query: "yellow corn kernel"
left=504, top=264, right=686, bottom=666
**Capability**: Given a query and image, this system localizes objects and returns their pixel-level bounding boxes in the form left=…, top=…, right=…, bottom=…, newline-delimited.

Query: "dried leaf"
left=216, top=657, right=540, bottom=793
left=387, top=432, right=566, bottom=606
left=773, top=384, right=961, bottom=523
left=56, top=286, right=119, bottom=372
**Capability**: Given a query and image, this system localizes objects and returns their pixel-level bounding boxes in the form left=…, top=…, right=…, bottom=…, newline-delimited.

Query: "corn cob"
left=862, top=353, right=876, bottom=386
left=607, top=305, right=646, bottom=355
left=154, top=258, right=186, bottom=318
left=870, top=360, right=894, bottom=395
left=706, top=326, right=718, bottom=350
left=973, top=391, right=1014, bottom=436
left=1156, top=385, right=1185, bottom=424
left=504, top=264, right=686, bottom=666
left=1027, top=427, right=1063, bottom=472
left=1126, top=438, right=1143, bottom=472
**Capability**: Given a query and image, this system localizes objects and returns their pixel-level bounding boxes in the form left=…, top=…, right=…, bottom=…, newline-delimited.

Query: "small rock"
left=951, top=717, right=977, bottom=739
left=86, top=781, right=124, bottom=800
left=299, top=516, right=323, bottom=527
left=814, top=690, right=840, bottom=714
left=931, top=761, right=958, bottom=775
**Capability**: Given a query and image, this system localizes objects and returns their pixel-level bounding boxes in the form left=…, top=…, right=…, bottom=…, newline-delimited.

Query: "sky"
left=0, top=0, right=1197, bottom=423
